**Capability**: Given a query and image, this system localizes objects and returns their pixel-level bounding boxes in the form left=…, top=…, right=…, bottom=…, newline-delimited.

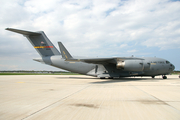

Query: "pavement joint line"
left=21, top=85, right=91, bottom=120
left=130, top=84, right=180, bottom=112
left=91, top=87, right=108, bottom=120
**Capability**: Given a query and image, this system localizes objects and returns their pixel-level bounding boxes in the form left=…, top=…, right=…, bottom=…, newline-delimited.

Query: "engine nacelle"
left=117, top=60, right=144, bottom=71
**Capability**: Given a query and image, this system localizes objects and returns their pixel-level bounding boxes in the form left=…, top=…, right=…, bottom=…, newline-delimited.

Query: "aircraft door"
left=143, top=61, right=150, bottom=71
left=95, top=65, right=98, bottom=74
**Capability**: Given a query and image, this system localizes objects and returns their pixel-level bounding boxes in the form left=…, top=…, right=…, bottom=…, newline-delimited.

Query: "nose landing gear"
left=162, top=75, right=167, bottom=79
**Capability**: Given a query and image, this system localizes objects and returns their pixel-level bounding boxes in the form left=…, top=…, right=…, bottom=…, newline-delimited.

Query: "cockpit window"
left=166, top=61, right=170, bottom=64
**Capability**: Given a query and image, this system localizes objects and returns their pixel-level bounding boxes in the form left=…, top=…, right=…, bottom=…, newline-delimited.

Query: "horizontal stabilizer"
left=6, top=28, right=41, bottom=36
left=6, top=28, right=60, bottom=56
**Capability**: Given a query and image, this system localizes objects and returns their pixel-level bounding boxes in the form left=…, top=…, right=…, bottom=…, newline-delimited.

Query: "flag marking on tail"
left=34, top=46, right=54, bottom=48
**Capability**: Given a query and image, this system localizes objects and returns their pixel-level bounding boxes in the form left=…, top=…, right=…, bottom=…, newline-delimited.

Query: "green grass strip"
left=0, top=73, right=80, bottom=75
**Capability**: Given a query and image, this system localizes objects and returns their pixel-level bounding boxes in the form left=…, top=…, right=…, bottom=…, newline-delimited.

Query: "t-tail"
left=6, top=28, right=60, bottom=57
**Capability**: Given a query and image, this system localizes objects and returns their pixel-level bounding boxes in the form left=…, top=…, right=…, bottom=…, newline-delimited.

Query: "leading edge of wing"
left=66, top=57, right=145, bottom=64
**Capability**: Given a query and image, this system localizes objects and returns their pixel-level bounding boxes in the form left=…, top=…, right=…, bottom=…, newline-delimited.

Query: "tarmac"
left=0, top=75, right=180, bottom=120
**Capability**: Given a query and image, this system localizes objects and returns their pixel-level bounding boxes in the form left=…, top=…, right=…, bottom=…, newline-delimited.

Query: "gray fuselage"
left=35, top=56, right=175, bottom=78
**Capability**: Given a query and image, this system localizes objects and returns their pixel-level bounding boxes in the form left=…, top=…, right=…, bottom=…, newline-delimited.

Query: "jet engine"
left=117, top=60, right=144, bottom=71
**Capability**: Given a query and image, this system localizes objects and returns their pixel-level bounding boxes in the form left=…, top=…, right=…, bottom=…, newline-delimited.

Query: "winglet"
left=58, top=42, right=73, bottom=59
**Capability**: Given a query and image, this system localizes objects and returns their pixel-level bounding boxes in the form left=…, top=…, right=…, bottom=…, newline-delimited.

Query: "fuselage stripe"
left=34, top=46, right=53, bottom=48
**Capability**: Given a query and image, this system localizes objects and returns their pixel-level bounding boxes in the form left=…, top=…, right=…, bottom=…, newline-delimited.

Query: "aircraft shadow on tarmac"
left=56, top=76, right=155, bottom=80
left=90, top=78, right=162, bottom=84
left=55, top=77, right=98, bottom=79
left=55, top=76, right=164, bottom=84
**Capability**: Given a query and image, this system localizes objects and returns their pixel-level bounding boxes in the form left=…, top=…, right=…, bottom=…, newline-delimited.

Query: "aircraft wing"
left=66, top=57, right=144, bottom=65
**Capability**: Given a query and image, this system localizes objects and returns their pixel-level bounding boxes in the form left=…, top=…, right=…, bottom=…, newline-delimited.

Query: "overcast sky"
left=0, top=0, right=180, bottom=71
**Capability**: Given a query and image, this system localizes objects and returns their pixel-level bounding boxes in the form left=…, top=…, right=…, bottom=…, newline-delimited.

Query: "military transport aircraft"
left=6, top=28, right=175, bottom=79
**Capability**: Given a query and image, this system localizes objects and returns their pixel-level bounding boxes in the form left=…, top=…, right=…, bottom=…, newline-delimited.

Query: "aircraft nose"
left=172, top=64, right=175, bottom=70
left=170, top=64, right=175, bottom=71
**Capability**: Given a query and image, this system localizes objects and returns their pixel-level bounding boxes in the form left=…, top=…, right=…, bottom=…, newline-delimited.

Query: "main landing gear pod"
left=162, top=75, right=167, bottom=79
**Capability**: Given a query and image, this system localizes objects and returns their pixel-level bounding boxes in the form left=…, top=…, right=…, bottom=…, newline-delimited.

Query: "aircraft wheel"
left=108, top=77, right=113, bottom=79
left=152, top=76, right=155, bottom=78
left=162, top=75, right=167, bottom=79
left=100, top=77, right=105, bottom=79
